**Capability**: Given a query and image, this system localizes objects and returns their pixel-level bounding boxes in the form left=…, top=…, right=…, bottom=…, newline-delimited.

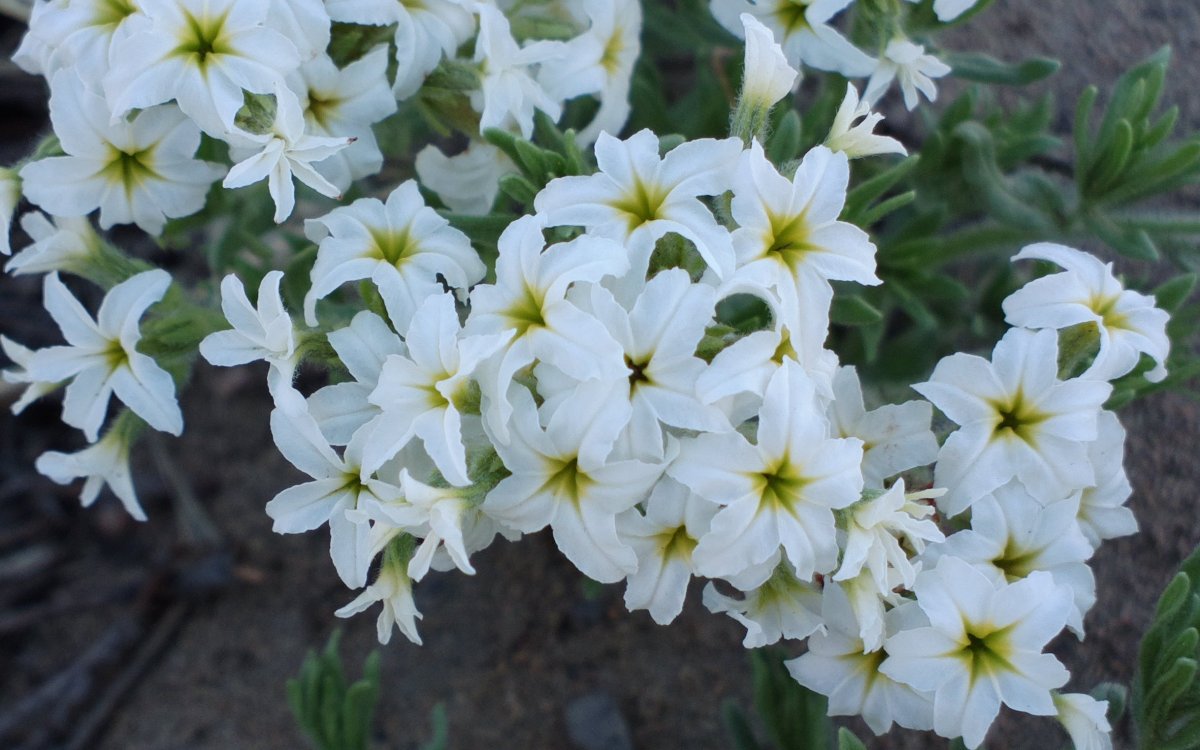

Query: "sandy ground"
left=2, top=1, right=1199, bottom=749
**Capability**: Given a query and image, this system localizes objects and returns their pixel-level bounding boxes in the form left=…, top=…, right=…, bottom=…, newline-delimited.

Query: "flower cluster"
left=0, top=3, right=1176, bottom=749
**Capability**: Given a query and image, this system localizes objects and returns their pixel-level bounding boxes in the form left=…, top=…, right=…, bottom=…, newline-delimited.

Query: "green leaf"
left=836, top=727, right=867, bottom=750
left=844, top=156, right=920, bottom=223
left=831, top=294, right=884, bottom=326
left=421, top=703, right=450, bottom=750
left=498, top=173, right=539, bottom=205
left=1155, top=274, right=1197, bottom=313
left=723, top=701, right=764, bottom=750
left=767, top=109, right=802, bottom=166
left=947, top=52, right=1060, bottom=86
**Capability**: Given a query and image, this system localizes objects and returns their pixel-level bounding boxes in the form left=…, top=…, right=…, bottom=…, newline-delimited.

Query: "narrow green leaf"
left=837, top=727, right=868, bottom=750
left=831, top=294, right=884, bottom=326
left=1154, top=274, right=1197, bottom=313
left=722, top=701, right=764, bottom=750
left=1085, top=118, right=1134, bottom=196
left=857, top=190, right=917, bottom=226
left=947, top=52, right=1060, bottom=86
left=844, top=155, right=919, bottom=220
left=498, top=173, right=539, bottom=205
left=1074, top=85, right=1099, bottom=179
left=767, top=109, right=802, bottom=165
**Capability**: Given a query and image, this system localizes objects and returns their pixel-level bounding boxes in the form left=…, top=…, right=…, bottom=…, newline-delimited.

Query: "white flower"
left=0, top=168, right=18, bottom=255
left=825, top=84, right=907, bottom=159
left=390, top=469, right=487, bottom=580
left=303, top=180, right=485, bottom=329
left=1077, top=411, right=1137, bottom=548
left=863, top=38, right=951, bottom=110
left=267, top=0, right=331, bottom=62
left=566, top=270, right=729, bottom=461
left=711, top=0, right=875, bottom=76
left=20, top=71, right=223, bottom=235
left=925, top=481, right=1096, bottom=637
left=265, top=395, right=403, bottom=588
left=788, top=586, right=935, bottom=734
left=326, top=0, right=474, bottom=100
left=670, top=360, right=864, bottom=581
left=1053, top=692, right=1113, bottom=750
left=465, top=215, right=627, bottom=442
left=729, top=142, right=879, bottom=336
left=1003, top=242, right=1171, bottom=382
left=6, top=212, right=101, bottom=277
left=481, top=382, right=664, bottom=584
left=359, top=291, right=511, bottom=483
left=616, top=478, right=717, bottom=624
left=702, top=561, right=825, bottom=647
left=738, top=13, right=799, bottom=112
left=223, top=86, right=353, bottom=224
left=695, top=286, right=839, bottom=411
left=289, top=47, right=397, bottom=192
left=534, top=130, right=742, bottom=288
left=913, top=327, right=1112, bottom=516
left=472, top=4, right=566, bottom=139
left=904, top=0, right=980, bottom=22
left=881, top=557, right=1072, bottom=749
left=27, top=270, right=182, bottom=441
left=199, top=271, right=298, bottom=397
left=538, top=0, right=642, bottom=145
left=17, top=0, right=142, bottom=79
left=835, top=480, right=945, bottom=597
left=35, top=414, right=144, bottom=520
left=414, top=141, right=516, bottom=216
left=12, top=0, right=65, bottom=77
left=307, top=311, right=405, bottom=445
left=104, top=0, right=301, bottom=134
left=828, top=365, right=938, bottom=487
left=335, top=542, right=423, bottom=645
left=2, top=335, right=59, bottom=415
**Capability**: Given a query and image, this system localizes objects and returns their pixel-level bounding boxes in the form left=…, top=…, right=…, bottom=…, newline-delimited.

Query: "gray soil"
left=1, top=1, right=1199, bottom=748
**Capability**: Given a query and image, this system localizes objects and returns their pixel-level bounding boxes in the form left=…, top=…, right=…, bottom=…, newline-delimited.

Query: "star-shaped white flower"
left=223, top=86, right=353, bottom=224
left=913, top=328, right=1112, bottom=516
left=465, top=215, right=628, bottom=442
left=481, top=382, right=664, bottom=583
left=199, top=271, right=298, bottom=398
left=104, top=0, right=301, bottom=134
left=289, top=47, right=397, bottom=192
left=27, top=270, right=182, bottom=441
left=924, top=481, right=1096, bottom=637
left=20, top=71, right=224, bottom=235
left=1003, top=242, right=1170, bottom=382
left=359, top=291, right=511, bottom=483
left=616, top=478, right=717, bottom=624
left=303, top=180, right=485, bottom=329
left=265, top=394, right=403, bottom=588
left=538, top=0, right=642, bottom=145
left=670, top=360, right=864, bottom=581
left=471, top=4, right=566, bottom=138
left=534, top=129, right=742, bottom=290
left=788, top=586, right=935, bottom=735
left=35, top=412, right=144, bottom=520
left=881, top=557, right=1072, bottom=749
left=702, top=560, right=825, bottom=647
left=863, top=38, right=951, bottom=111
left=729, top=142, right=880, bottom=332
